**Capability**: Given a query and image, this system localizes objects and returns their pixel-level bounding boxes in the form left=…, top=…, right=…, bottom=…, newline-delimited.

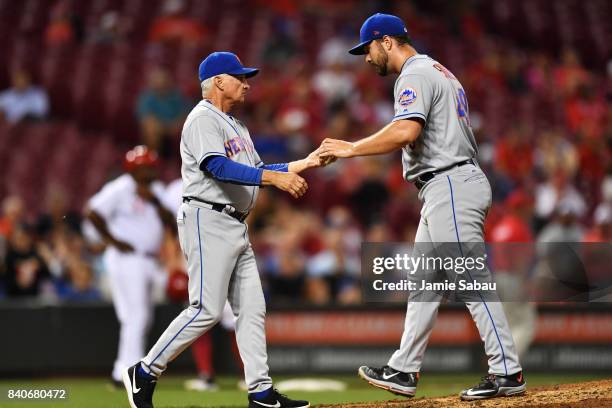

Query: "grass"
left=0, top=373, right=609, bottom=408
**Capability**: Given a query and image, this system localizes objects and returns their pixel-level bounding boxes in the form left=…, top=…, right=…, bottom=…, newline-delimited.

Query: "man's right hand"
left=262, top=171, right=308, bottom=198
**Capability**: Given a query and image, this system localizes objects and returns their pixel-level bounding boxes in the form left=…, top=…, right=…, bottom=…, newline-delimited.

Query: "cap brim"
left=228, top=67, right=259, bottom=78
left=348, top=41, right=371, bottom=55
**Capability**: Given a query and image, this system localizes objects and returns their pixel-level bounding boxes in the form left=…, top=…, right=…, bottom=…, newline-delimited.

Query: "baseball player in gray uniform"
left=320, top=13, right=526, bottom=401
left=123, top=51, right=321, bottom=408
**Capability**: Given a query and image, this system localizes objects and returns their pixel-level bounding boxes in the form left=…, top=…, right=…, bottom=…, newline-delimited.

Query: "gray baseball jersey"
left=180, top=99, right=263, bottom=212
left=392, top=54, right=478, bottom=181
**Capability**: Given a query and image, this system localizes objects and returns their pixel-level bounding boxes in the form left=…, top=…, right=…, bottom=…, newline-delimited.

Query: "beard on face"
left=370, top=42, right=389, bottom=76
left=374, top=61, right=388, bottom=76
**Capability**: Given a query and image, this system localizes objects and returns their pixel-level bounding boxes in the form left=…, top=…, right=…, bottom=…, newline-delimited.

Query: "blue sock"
left=138, top=364, right=156, bottom=381
left=250, top=386, right=272, bottom=400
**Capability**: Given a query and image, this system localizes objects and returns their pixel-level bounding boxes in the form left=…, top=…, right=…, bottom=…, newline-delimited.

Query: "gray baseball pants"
left=388, top=164, right=522, bottom=376
left=141, top=202, right=272, bottom=393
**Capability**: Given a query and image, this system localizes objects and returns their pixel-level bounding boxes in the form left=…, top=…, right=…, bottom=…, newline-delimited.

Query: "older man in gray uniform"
left=320, top=13, right=525, bottom=401
left=123, top=52, right=317, bottom=408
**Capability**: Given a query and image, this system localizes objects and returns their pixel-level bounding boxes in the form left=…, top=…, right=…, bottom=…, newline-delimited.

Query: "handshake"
left=262, top=138, right=354, bottom=198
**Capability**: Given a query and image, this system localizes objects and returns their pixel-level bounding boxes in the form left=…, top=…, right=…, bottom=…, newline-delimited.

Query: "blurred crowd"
left=0, top=0, right=611, bottom=305
left=0, top=191, right=103, bottom=301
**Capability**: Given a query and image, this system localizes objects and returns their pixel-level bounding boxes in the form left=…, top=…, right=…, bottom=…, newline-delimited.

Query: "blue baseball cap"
left=198, top=51, right=259, bottom=82
left=348, top=13, right=408, bottom=55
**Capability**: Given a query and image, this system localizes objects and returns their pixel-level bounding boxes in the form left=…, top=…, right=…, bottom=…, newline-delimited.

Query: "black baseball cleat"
left=460, top=371, right=526, bottom=400
left=248, top=388, right=310, bottom=408
left=122, top=362, right=158, bottom=408
left=358, top=365, right=418, bottom=397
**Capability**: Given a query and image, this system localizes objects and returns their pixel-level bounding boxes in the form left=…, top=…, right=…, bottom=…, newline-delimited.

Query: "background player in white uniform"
left=86, top=146, right=175, bottom=387
left=123, top=51, right=324, bottom=408
left=320, top=13, right=526, bottom=401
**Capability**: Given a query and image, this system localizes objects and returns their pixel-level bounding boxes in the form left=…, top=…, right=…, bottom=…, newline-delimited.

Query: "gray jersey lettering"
left=393, top=55, right=478, bottom=181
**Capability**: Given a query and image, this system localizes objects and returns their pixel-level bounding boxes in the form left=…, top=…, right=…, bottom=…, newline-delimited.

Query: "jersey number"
left=434, top=63, right=470, bottom=125
left=456, top=88, right=470, bottom=125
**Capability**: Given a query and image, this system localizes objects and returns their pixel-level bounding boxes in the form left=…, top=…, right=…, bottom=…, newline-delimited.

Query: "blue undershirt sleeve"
left=260, top=163, right=289, bottom=172
left=203, top=155, right=263, bottom=186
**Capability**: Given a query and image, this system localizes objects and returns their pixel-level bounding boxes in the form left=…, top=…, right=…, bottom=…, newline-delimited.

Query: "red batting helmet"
left=166, top=269, right=189, bottom=303
left=123, top=145, right=159, bottom=171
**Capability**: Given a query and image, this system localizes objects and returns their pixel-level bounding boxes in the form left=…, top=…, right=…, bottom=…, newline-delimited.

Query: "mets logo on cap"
left=398, top=87, right=417, bottom=106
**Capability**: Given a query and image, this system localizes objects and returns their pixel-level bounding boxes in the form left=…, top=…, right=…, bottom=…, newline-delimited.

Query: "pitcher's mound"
left=318, top=379, right=612, bottom=408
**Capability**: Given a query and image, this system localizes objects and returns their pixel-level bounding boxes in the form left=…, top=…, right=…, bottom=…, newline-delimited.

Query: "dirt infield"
left=318, top=379, right=612, bottom=408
